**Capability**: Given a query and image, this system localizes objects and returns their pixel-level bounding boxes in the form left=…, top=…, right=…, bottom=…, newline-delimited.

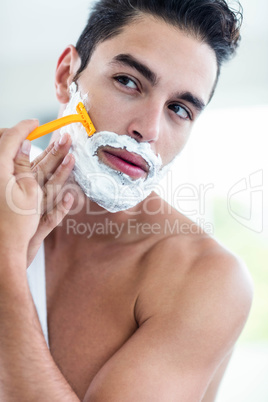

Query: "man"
left=0, top=0, right=253, bottom=400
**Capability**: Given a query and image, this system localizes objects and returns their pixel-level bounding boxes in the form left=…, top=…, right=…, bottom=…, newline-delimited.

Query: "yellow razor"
left=27, top=102, right=96, bottom=141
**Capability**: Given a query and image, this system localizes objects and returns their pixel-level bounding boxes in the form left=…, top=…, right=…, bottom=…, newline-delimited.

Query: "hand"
left=0, top=121, right=75, bottom=267
left=28, top=130, right=76, bottom=265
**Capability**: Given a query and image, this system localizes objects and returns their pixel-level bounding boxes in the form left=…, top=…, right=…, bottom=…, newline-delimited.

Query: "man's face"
left=74, top=14, right=217, bottom=170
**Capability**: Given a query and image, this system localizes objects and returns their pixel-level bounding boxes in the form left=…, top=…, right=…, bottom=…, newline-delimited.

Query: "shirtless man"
left=0, top=0, right=253, bottom=401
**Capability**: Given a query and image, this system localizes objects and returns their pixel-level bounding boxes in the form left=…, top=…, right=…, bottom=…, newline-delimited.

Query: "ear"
left=55, top=45, right=81, bottom=104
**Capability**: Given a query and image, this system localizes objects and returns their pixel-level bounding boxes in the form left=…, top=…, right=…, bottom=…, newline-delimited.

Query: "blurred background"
left=0, top=0, right=267, bottom=400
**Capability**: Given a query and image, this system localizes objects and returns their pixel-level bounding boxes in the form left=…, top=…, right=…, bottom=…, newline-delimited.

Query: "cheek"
left=82, top=85, right=130, bottom=133
left=86, top=93, right=123, bottom=132
left=157, top=127, right=191, bottom=166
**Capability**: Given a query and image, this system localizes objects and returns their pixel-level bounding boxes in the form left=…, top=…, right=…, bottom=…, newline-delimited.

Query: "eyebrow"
left=111, top=53, right=157, bottom=86
left=175, top=91, right=206, bottom=113
left=110, top=53, right=206, bottom=113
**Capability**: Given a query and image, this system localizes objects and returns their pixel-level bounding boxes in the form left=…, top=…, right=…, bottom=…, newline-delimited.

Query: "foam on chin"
left=60, top=83, right=169, bottom=213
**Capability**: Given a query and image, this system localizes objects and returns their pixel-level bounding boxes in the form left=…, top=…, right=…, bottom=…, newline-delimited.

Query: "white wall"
left=0, top=0, right=267, bottom=128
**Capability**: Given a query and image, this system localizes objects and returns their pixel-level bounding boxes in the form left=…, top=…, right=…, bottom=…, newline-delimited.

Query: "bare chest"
left=45, top=243, right=143, bottom=398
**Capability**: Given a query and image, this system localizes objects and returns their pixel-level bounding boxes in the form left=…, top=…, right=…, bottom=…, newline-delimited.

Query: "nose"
left=126, top=101, right=162, bottom=143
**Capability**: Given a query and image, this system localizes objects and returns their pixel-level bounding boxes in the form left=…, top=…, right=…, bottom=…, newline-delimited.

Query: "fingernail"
left=62, top=153, right=71, bottom=165
left=59, top=133, right=68, bottom=145
left=54, top=139, right=59, bottom=151
left=63, top=193, right=71, bottom=203
left=21, top=140, right=31, bottom=155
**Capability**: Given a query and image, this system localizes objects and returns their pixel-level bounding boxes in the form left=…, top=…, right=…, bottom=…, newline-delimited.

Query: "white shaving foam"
left=60, top=83, right=171, bottom=213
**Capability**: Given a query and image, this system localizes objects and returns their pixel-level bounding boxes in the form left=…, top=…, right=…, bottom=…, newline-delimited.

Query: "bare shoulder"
left=136, top=209, right=253, bottom=346
left=85, top=210, right=253, bottom=401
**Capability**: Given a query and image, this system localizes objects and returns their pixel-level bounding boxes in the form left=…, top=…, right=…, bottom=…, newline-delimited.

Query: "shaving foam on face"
left=60, top=83, right=171, bottom=213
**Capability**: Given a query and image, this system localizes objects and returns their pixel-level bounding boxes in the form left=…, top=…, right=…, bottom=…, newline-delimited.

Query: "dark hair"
left=75, top=0, right=242, bottom=88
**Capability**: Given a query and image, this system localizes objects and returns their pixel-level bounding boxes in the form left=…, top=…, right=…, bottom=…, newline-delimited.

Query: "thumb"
left=14, top=139, right=42, bottom=203
left=14, top=140, right=32, bottom=175
left=0, top=128, right=7, bottom=136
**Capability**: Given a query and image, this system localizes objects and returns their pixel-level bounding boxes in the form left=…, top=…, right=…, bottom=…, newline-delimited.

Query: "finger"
left=30, top=142, right=56, bottom=187
left=42, top=192, right=74, bottom=234
left=41, top=152, right=75, bottom=214
left=0, top=120, right=39, bottom=163
left=30, top=142, right=55, bottom=169
left=0, top=128, right=7, bottom=137
left=27, top=191, right=74, bottom=265
left=14, top=139, right=32, bottom=175
left=14, top=140, right=42, bottom=199
left=32, top=133, right=72, bottom=186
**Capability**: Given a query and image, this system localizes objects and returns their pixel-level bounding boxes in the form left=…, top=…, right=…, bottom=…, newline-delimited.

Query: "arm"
left=0, top=279, right=80, bottom=401
left=84, top=241, right=253, bottom=401
left=0, top=124, right=74, bottom=266
left=0, top=121, right=80, bottom=401
left=28, top=129, right=76, bottom=265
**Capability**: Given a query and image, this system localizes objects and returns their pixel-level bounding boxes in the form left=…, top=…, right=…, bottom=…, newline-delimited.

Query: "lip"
left=97, top=146, right=149, bottom=180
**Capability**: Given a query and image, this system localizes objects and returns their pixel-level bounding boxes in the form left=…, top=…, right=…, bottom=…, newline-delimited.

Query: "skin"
left=0, top=14, right=253, bottom=402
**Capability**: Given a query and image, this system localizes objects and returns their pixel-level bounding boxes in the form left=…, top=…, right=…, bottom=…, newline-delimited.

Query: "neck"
left=48, top=184, right=164, bottom=249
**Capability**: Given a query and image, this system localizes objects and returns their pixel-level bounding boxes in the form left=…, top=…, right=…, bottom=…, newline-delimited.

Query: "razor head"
left=76, top=102, right=96, bottom=137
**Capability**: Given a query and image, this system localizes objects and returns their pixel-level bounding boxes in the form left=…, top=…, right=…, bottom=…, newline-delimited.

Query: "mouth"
left=97, top=146, right=149, bottom=180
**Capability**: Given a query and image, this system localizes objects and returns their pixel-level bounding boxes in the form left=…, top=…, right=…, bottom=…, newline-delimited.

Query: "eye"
left=168, top=104, right=191, bottom=120
left=114, top=75, right=138, bottom=90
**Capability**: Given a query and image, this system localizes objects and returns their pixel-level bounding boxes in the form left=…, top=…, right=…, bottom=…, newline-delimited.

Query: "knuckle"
left=31, top=146, right=51, bottom=169
left=51, top=141, right=61, bottom=157
left=43, top=182, right=60, bottom=203
left=19, top=119, right=39, bottom=132
left=1, top=126, right=16, bottom=138
left=42, top=184, right=48, bottom=199
left=42, top=207, right=63, bottom=229
left=0, top=128, right=8, bottom=136
left=16, top=152, right=30, bottom=163
left=42, top=212, right=55, bottom=228
left=2, top=120, right=35, bottom=137
left=32, top=164, right=46, bottom=185
left=43, top=143, right=54, bottom=158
